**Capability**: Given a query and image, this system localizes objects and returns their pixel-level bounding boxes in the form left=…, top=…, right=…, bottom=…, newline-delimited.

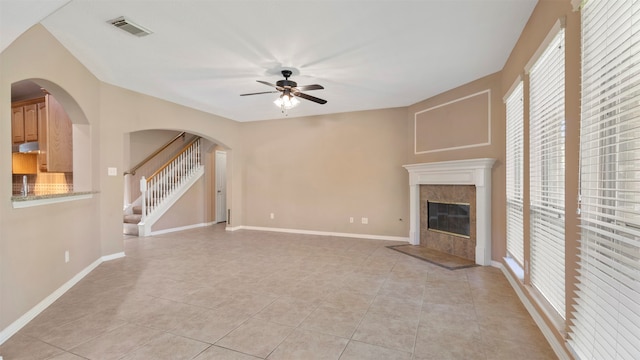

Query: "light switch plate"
left=107, top=167, right=117, bottom=176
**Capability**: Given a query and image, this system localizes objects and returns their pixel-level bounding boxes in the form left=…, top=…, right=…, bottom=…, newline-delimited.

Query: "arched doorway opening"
left=122, top=129, right=230, bottom=236
left=10, top=79, right=91, bottom=197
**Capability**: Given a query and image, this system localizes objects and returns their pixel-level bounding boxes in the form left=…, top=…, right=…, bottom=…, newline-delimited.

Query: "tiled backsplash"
left=12, top=173, right=73, bottom=195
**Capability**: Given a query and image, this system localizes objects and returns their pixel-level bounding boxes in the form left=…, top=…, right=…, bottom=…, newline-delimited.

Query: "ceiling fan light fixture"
left=274, top=93, right=299, bottom=111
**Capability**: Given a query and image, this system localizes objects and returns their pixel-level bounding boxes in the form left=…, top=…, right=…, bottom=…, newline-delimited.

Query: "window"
left=529, top=28, right=566, bottom=319
left=506, top=81, right=525, bottom=267
left=570, top=1, right=640, bottom=359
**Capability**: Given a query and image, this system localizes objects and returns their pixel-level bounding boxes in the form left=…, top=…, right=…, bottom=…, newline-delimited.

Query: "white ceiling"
left=1, top=0, right=537, bottom=122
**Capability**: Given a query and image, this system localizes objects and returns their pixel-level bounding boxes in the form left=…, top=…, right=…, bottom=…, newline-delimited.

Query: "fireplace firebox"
left=427, top=201, right=470, bottom=237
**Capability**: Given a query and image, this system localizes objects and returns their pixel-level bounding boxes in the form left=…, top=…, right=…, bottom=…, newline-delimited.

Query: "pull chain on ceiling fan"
left=240, top=70, right=327, bottom=114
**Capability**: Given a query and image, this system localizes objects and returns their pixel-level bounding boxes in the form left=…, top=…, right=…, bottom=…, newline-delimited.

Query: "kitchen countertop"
left=11, top=191, right=97, bottom=201
left=11, top=191, right=98, bottom=208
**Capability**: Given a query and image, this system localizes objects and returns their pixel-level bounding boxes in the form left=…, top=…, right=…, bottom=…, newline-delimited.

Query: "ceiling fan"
left=240, top=70, right=327, bottom=111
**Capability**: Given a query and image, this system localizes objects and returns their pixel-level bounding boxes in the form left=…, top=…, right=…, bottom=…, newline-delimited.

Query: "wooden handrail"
left=147, top=136, right=200, bottom=182
left=124, top=132, right=186, bottom=175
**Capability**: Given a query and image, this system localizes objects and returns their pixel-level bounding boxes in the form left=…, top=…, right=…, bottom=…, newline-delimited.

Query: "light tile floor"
left=0, top=224, right=557, bottom=359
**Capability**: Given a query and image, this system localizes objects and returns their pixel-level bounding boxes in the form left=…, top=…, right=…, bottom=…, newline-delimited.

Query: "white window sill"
left=504, top=256, right=525, bottom=281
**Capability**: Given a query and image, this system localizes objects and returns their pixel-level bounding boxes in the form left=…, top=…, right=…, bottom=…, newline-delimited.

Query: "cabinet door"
left=46, top=95, right=73, bottom=173
left=23, top=104, right=38, bottom=142
left=38, top=101, right=48, bottom=171
left=12, top=106, right=25, bottom=144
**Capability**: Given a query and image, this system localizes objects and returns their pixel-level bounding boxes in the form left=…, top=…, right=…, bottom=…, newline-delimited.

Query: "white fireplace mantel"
left=403, top=158, right=496, bottom=265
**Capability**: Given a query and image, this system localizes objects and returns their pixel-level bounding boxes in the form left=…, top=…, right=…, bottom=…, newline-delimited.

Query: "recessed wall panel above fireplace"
left=414, top=90, right=491, bottom=154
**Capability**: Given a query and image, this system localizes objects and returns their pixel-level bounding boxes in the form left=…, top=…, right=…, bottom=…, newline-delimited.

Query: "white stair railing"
left=124, top=132, right=192, bottom=208
left=140, top=137, right=201, bottom=224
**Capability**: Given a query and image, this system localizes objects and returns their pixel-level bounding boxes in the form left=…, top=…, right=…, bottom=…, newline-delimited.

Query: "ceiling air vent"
left=107, top=16, right=152, bottom=37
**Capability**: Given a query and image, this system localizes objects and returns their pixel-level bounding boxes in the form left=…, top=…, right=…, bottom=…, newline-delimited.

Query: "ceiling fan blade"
left=295, top=92, right=327, bottom=104
left=240, top=90, right=280, bottom=96
left=295, top=84, right=324, bottom=91
left=257, top=80, right=283, bottom=90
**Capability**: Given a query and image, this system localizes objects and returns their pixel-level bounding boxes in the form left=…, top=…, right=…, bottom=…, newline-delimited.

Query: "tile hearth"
left=0, top=224, right=555, bottom=359
left=387, top=244, right=477, bottom=270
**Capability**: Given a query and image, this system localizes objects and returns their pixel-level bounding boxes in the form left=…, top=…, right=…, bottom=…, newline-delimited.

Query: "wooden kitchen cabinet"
left=39, top=94, right=73, bottom=173
left=11, top=106, right=25, bottom=143
left=24, top=104, right=38, bottom=142
left=12, top=99, right=41, bottom=144
left=37, top=101, right=47, bottom=170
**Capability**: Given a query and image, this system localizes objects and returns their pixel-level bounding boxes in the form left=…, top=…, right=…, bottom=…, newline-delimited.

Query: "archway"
left=123, top=129, right=231, bottom=235
left=10, top=79, right=92, bottom=195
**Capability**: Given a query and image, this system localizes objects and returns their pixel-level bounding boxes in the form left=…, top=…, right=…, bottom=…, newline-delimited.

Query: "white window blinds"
left=529, top=28, right=566, bottom=319
left=506, top=81, right=525, bottom=266
left=570, top=1, right=640, bottom=359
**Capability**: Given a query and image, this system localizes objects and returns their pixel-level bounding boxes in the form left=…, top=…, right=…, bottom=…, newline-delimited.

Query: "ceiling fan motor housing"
left=276, top=79, right=297, bottom=88
left=276, top=70, right=296, bottom=88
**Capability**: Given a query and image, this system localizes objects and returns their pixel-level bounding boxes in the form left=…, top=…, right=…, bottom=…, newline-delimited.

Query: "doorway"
left=215, top=150, right=227, bottom=223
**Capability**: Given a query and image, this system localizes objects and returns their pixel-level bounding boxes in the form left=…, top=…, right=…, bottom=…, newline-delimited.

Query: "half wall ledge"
left=403, top=158, right=496, bottom=266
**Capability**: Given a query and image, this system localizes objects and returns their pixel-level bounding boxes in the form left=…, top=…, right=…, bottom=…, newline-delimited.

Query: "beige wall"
left=240, top=108, right=409, bottom=237
left=129, top=129, right=181, bottom=167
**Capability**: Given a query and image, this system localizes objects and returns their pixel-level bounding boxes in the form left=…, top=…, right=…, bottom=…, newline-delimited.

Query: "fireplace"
left=403, top=158, right=496, bottom=265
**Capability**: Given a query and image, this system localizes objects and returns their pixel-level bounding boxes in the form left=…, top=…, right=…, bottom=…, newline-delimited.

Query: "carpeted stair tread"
left=124, top=214, right=142, bottom=224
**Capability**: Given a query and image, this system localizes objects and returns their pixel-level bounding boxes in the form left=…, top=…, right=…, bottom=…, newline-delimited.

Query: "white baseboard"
left=230, top=225, right=409, bottom=242
left=496, top=261, right=571, bottom=360
left=101, top=252, right=125, bottom=262
left=149, top=221, right=215, bottom=236
left=0, top=252, right=124, bottom=346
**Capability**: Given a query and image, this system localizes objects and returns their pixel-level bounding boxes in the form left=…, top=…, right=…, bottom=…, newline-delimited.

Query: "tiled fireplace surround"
left=404, top=158, right=496, bottom=265
left=420, top=185, right=476, bottom=261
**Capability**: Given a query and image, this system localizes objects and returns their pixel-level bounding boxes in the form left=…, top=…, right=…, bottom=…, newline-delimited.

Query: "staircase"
left=123, top=134, right=203, bottom=236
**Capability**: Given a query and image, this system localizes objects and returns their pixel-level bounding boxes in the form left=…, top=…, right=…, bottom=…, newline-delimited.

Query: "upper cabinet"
left=41, top=94, right=73, bottom=173
left=12, top=98, right=42, bottom=144
left=11, top=106, right=25, bottom=143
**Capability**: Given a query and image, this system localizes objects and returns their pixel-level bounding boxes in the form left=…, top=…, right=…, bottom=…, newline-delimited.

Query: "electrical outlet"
left=270, top=213, right=275, bottom=220
left=361, top=217, right=368, bottom=224
left=65, top=251, right=70, bottom=263
left=349, top=217, right=354, bottom=223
